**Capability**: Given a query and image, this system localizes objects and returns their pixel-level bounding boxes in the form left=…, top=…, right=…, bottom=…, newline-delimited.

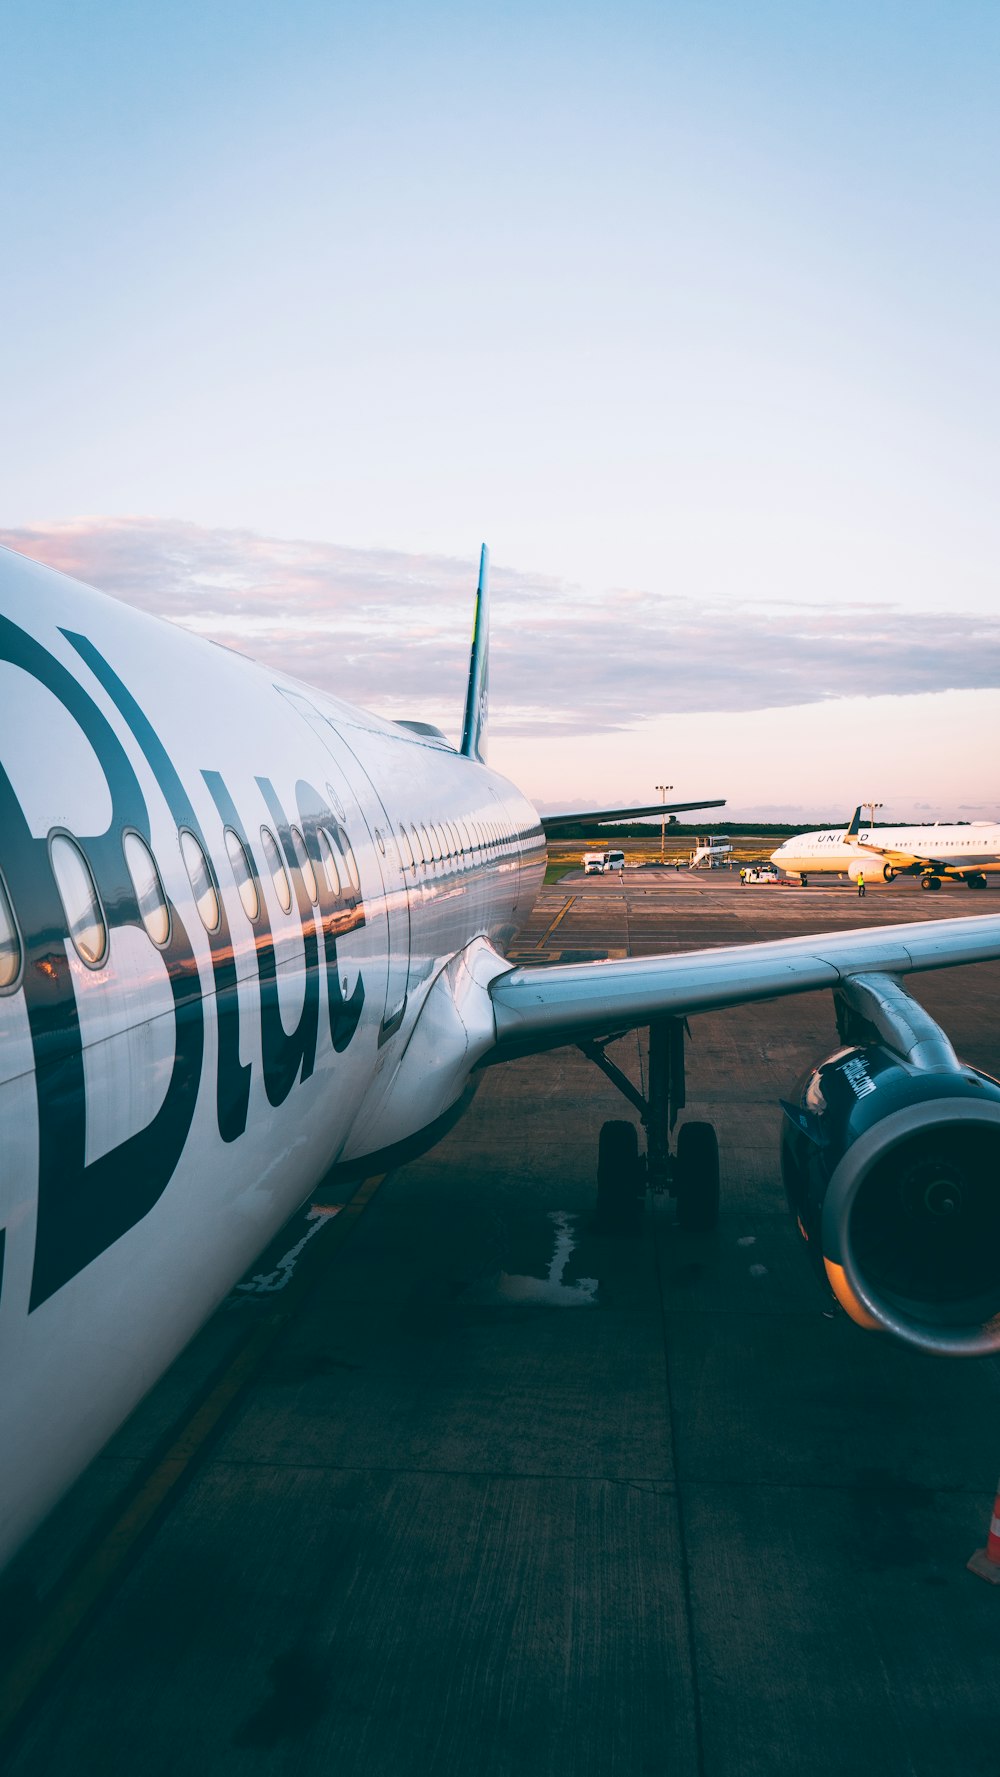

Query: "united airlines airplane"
left=772, top=806, right=1000, bottom=889
left=2, top=543, right=1000, bottom=1572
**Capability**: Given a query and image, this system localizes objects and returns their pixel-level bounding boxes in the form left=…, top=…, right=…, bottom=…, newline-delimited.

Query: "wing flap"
left=488, top=913, right=1000, bottom=1058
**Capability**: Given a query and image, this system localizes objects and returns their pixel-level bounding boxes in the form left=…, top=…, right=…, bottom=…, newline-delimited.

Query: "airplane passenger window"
left=340, top=836, right=361, bottom=893
left=50, top=834, right=108, bottom=966
left=324, top=826, right=361, bottom=895
left=0, top=871, right=22, bottom=988
left=318, top=829, right=342, bottom=898
left=224, top=828, right=260, bottom=923
left=324, top=781, right=347, bottom=823
left=289, top=826, right=319, bottom=903
left=124, top=831, right=170, bottom=946
left=457, top=818, right=472, bottom=852
left=445, top=821, right=458, bottom=856
left=398, top=827, right=414, bottom=869
left=180, top=830, right=221, bottom=933
left=429, top=826, right=443, bottom=862
left=260, top=826, right=292, bottom=914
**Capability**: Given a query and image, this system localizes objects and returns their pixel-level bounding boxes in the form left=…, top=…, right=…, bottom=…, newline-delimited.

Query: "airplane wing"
left=853, top=838, right=949, bottom=874
left=487, top=912, right=1000, bottom=1059
left=542, top=797, right=725, bottom=832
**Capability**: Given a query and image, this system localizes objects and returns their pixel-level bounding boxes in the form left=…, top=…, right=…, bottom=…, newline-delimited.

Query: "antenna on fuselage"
left=460, top=544, right=490, bottom=764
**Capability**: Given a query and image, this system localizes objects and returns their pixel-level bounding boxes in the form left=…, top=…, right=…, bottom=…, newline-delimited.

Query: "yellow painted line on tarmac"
left=0, top=1173, right=387, bottom=1751
left=535, top=895, right=575, bottom=951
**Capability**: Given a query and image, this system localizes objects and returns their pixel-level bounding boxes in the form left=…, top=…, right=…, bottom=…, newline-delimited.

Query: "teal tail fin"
left=845, top=806, right=863, bottom=837
left=460, top=544, right=489, bottom=762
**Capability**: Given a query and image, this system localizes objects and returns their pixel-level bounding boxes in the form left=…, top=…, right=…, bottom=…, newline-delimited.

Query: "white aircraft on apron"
left=2, top=542, right=1000, bottom=1570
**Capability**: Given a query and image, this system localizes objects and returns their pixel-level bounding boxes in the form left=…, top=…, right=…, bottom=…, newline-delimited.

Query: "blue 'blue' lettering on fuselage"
left=0, top=620, right=367, bottom=1310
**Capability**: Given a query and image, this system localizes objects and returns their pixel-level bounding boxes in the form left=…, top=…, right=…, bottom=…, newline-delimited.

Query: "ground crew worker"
left=857, top=870, right=866, bottom=898
left=739, top=868, right=746, bottom=886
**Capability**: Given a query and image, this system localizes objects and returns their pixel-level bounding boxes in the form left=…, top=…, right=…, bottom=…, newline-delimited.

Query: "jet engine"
left=781, top=973, right=1000, bottom=1356
left=846, top=857, right=895, bottom=883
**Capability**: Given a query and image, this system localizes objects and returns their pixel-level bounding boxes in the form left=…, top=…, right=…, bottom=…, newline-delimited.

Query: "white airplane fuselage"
left=771, top=825, right=1000, bottom=880
left=0, top=551, right=544, bottom=1567
left=8, top=545, right=1000, bottom=1575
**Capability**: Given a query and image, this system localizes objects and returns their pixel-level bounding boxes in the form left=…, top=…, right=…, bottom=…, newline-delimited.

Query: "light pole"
left=863, top=800, right=883, bottom=833
left=656, top=784, right=673, bottom=863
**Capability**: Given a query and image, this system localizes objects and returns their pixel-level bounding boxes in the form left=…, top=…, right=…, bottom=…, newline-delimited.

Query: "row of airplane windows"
left=0, top=816, right=363, bottom=990
left=398, top=811, right=533, bottom=870
left=0, top=810, right=545, bottom=991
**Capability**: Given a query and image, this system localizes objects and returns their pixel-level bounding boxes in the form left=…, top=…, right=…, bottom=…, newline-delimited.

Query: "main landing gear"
left=582, top=1018, right=720, bottom=1235
left=921, top=873, right=987, bottom=891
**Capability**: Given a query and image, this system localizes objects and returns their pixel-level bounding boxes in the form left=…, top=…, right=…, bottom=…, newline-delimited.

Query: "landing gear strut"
left=581, top=1018, right=720, bottom=1233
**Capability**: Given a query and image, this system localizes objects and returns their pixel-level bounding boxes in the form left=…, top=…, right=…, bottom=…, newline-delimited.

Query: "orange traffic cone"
left=967, top=1478, right=1000, bottom=1584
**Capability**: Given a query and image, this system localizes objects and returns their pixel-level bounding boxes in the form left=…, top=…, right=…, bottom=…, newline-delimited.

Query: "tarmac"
left=5, top=869, right=1000, bottom=1777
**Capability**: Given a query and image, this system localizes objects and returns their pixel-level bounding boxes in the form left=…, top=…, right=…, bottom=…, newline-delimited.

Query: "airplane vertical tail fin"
left=460, top=544, right=489, bottom=763
left=845, top=806, right=863, bottom=838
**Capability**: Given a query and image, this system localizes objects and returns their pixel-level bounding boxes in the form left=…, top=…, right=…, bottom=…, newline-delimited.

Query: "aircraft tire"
left=966, top=874, right=988, bottom=890
left=596, top=1120, right=644, bottom=1234
left=675, top=1121, right=721, bottom=1232
left=921, top=875, right=942, bottom=892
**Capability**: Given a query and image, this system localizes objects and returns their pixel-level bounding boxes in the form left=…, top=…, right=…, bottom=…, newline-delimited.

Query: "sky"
left=2, top=1, right=998, bottom=820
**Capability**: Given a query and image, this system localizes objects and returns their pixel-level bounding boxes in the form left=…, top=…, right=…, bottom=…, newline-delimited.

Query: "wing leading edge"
left=486, top=912, right=1000, bottom=1060
left=542, top=797, right=725, bottom=833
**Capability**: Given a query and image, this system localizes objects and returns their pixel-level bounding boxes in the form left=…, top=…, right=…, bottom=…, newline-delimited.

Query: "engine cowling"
left=782, top=1043, right=1000, bottom=1355
left=846, top=857, right=894, bottom=883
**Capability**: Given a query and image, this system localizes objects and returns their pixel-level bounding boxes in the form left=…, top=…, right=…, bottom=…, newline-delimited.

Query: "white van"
left=582, top=852, right=605, bottom=875
left=602, top=850, right=626, bottom=874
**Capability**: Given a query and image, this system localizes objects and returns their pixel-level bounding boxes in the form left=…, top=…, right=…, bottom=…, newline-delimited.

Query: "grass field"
left=544, top=832, right=781, bottom=872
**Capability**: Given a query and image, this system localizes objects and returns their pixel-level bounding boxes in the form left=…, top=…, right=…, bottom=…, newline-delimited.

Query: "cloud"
left=3, top=516, right=999, bottom=737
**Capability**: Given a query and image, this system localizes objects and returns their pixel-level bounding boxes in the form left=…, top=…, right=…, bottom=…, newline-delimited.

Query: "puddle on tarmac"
left=466, top=1210, right=599, bottom=1308
left=230, top=1205, right=341, bottom=1301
